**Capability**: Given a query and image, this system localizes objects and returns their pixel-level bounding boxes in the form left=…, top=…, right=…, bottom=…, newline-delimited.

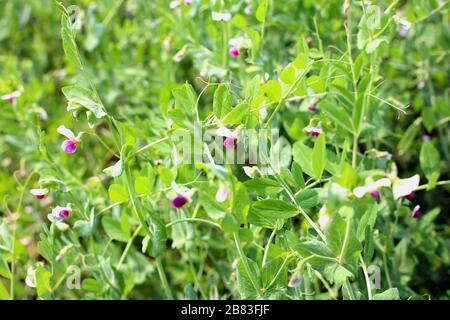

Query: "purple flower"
left=353, top=178, right=391, bottom=202
left=57, top=125, right=83, bottom=154
left=1, top=90, right=21, bottom=104
left=370, top=190, right=381, bottom=203
left=215, top=186, right=230, bottom=202
left=411, top=205, right=421, bottom=218
left=229, top=47, right=240, bottom=58
left=217, top=126, right=240, bottom=149
left=171, top=195, right=188, bottom=209
left=30, top=188, right=48, bottom=200
left=48, top=205, right=72, bottom=223
left=307, top=105, right=317, bottom=113
left=305, top=127, right=322, bottom=137
left=171, top=182, right=194, bottom=209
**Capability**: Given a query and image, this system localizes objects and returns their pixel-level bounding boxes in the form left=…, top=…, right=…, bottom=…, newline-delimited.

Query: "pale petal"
left=373, top=178, right=391, bottom=189
left=393, top=174, right=420, bottom=199
left=1, top=90, right=21, bottom=100
left=212, top=12, right=231, bottom=22
left=353, top=186, right=369, bottom=198
left=216, top=126, right=235, bottom=138
left=57, top=125, right=76, bottom=140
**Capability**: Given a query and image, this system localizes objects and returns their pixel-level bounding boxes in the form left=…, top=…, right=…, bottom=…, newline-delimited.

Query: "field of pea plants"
left=0, top=0, right=448, bottom=301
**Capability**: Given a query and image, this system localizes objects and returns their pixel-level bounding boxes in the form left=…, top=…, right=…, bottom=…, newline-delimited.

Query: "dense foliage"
left=0, top=0, right=449, bottom=300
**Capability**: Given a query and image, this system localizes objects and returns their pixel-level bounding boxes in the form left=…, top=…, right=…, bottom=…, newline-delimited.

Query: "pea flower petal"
left=392, top=174, right=420, bottom=200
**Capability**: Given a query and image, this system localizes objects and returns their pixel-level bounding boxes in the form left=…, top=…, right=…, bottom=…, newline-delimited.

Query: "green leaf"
left=280, top=64, right=296, bottom=84
left=172, top=82, right=197, bottom=113
left=102, top=216, right=129, bottom=242
left=365, top=38, right=388, bottom=53
left=103, top=158, right=123, bottom=178
left=135, top=176, right=153, bottom=195
left=35, top=266, right=52, bottom=298
left=291, top=162, right=305, bottom=188
left=306, top=75, right=326, bottom=93
left=255, top=0, right=268, bottom=22
left=244, top=178, right=283, bottom=196
left=249, top=199, right=299, bottom=219
left=108, top=184, right=129, bottom=203
left=325, top=214, right=361, bottom=269
left=59, top=9, right=83, bottom=70
left=82, top=278, right=103, bottom=293
left=261, top=80, right=282, bottom=101
left=420, top=141, right=440, bottom=190
left=356, top=204, right=377, bottom=242
left=397, top=118, right=422, bottom=156
left=236, top=258, right=260, bottom=299
left=320, top=100, right=353, bottom=134
left=295, top=188, right=320, bottom=208
left=293, top=53, right=309, bottom=69
left=221, top=102, right=249, bottom=125
left=312, top=134, right=327, bottom=179
left=213, top=84, right=232, bottom=119
left=0, top=279, right=10, bottom=300
left=62, top=85, right=107, bottom=118
left=201, top=191, right=226, bottom=220
left=373, top=288, right=400, bottom=300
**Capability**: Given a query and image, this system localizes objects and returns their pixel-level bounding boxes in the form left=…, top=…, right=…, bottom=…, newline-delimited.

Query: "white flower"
left=318, top=207, right=331, bottom=230
left=212, top=12, right=231, bottom=22
left=392, top=174, right=420, bottom=200
left=215, top=186, right=230, bottom=202
left=1, top=90, right=21, bottom=103
left=25, top=266, right=36, bottom=288
left=171, top=182, right=195, bottom=202
left=353, top=178, right=391, bottom=198
left=48, top=204, right=72, bottom=223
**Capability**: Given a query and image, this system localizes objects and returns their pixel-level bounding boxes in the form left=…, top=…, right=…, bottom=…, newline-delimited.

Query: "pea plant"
left=0, top=0, right=448, bottom=300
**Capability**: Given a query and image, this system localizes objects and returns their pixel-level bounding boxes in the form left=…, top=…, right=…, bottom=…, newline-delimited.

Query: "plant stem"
left=360, top=255, right=372, bottom=300
left=156, top=257, right=174, bottom=299
left=165, top=218, right=222, bottom=229
left=116, top=225, right=142, bottom=271
left=261, top=229, right=276, bottom=268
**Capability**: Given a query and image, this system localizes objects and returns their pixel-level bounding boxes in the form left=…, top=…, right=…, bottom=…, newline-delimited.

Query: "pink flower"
left=215, top=186, right=230, bottom=202
left=411, top=205, right=421, bottom=218
left=229, top=47, right=240, bottom=58
left=304, top=127, right=322, bottom=137
left=48, top=204, right=72, bottom=222
left=1, top=90, right=21, bottom=104
left=216, top=126, right=240, bottom=149
left=184, top=0, right=193, bottom=5
left=171, top=182, right=194, bottom=209
left=353, top=178, right=391, bottom=203
left=57, top=125, right=83, bottom=154
left=171, top=195, right=188, bottom=209
left=30, top=188, right=48, bottom=200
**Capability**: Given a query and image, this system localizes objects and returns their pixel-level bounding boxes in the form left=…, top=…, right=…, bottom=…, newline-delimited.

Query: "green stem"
left=156, top=257, right=174, bottom=299
left=233, top=233, right=260, bottom=297
left=261, top=229, right=276, bottom=268
left=165, top=218, right=222, bottom=229
left=116, top=225, right=142, bottom=271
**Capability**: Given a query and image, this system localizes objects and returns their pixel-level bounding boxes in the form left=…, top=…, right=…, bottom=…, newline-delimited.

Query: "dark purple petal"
left=171, top=195, right=188, bottom=209
left=311, top=130, right=320, bottom=138
left=370, top=190, right=380, bottom=203
left=405, top=192, right=415, bottom=200
left=308, top=105, right=317, bottom=113
left=62, top=140, right=77, bottom=154
left=58, top=209, right=70, bottom=219
left=411, top=205, right=421, bottom=218
left=229, top=47, right=240, bottom=58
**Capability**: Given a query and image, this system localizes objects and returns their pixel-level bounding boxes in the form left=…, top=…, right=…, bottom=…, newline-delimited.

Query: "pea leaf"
left=62, top=85, right=107, bottom=118
left=102, top=216, right=129, bottom=242
left=213, top=84, right=232, bottom=119
left=221, top=102, right=249, bottom=125
left=312, top=134, right=327, bottom=179
left=108, top=184, right=129, bottom=203
left=249, top=199, right=299, bottom=219
left=420, top=141, right=440, bottom=190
